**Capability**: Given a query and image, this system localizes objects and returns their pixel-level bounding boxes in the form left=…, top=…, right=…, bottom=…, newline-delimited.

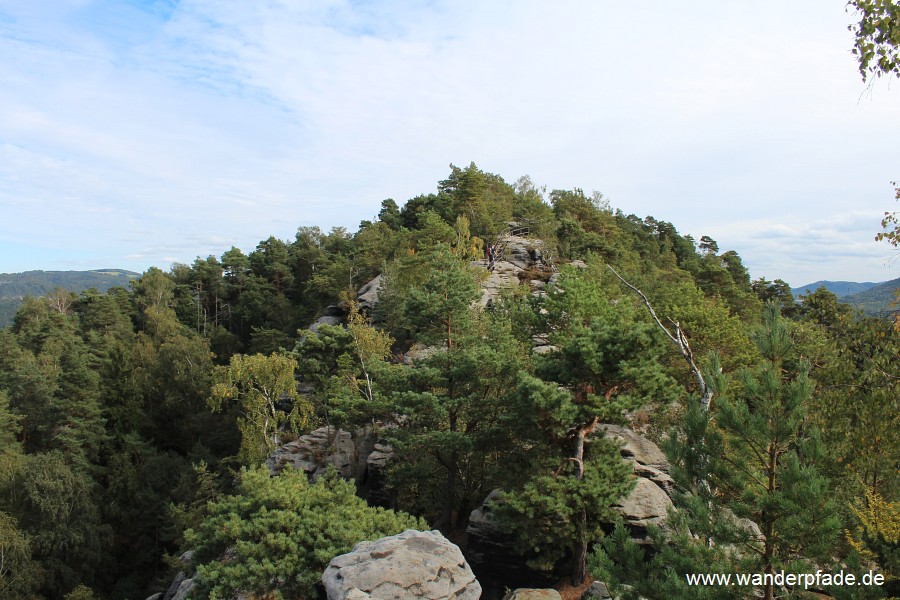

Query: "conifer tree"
left=185, top=465, right=425, bottom=599
left=712, top=303, right=840, bottom=600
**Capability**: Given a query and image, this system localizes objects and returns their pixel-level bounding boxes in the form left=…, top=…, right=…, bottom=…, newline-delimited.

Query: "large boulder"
left=309, top=314, right=343, bottom=332
left=478, top=265, right=522, bottom=308
left=595, top=425, right=676, bottom=542
left=357, top=275, right=383, bottom=313
left=614, top=477, right=674, bottom=538
left=581, top=581, right=613, bottom=599
left=306, top=304, right=346, bottom=332
left=322, top=530, right=481, bottom=600
left=595, top=424, right=675, bottom=495
left=596, top=424, right=669, bottom=471
left=500, top=235, right=544, bottom=271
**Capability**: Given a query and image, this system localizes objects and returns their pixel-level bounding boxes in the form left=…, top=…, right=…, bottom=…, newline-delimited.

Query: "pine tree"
left=712, top=303, right=840, bottom=600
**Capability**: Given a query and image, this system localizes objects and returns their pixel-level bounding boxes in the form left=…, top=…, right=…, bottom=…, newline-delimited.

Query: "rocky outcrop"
left=477, top=232, right=553, bottom=308
left=145, top=551, right=195, bottom=600
left=308, top=304, right=346, bottom=332
left=614, top=477, right=674, bottom=538
left=595, top=424, right=675, bottom=542
left=581, top=581, right=613, bottom=599
left=402, top=342, right=444, bottom=365
left=596, top=424, right=675, bottom=495
left=266, top=427, right=395, bottom=506
left=266, top=426, right=367, bottom=481
left=357, top=274, right=383, bottom=313
left=322, top=530, right=481, bottom=600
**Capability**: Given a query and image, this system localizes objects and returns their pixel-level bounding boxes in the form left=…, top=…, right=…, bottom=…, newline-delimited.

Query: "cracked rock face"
left=322, top=530, right=482, bottom=600
left=265, top=427, right=361, bottom=481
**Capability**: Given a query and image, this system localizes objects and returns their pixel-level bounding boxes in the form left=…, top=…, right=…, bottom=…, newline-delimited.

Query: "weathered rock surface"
left=581, top=581, right=613, bottom=599
left=322, top=530, right=481, bottom=600
left=266, top=426, right=360, bottom=480
left=478, top=263, right=522, bottom=308
left=502, top=589, right=561, bottom=600
left=357, top=274, right=383, bottom=313
left=595, top=425, right=676, bottom=541
left=266, top=427, right=395, bottom=506
left=306, top=304, right=347, bottom=332
left=309, top=314, right=343, bottom=332
left=614, top=477, right=674, bottom=532
left=595, top=424, right=676, bottom=495
left=167, top=579, right=196, bottom=600
left=596, top=424, right=669, bottom=472
left=402, top=342, right=444, bottom=364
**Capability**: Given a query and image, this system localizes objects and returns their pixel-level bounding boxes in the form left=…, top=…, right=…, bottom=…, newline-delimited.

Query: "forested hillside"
left=0, top=164, right=897, bottom=600
left=0, top=269, right=139, bottom=328
left=792, top=280, right=900, bottom=317
left=839, top=277, right=900, bottom=316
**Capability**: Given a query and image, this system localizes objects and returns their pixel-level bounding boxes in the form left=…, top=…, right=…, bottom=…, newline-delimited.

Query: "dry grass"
left=554, top=574, right=594, bottom=600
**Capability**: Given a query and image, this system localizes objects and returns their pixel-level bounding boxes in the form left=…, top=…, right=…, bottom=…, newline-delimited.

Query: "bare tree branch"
left=606, top=264, right=713, bottom=411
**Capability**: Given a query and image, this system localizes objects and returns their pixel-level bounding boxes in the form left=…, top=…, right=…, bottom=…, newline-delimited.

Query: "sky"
left=1, top=1, right=899, bottom=287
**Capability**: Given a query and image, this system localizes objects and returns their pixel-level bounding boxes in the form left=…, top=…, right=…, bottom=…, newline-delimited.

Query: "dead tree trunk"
left=606, top=265, right=713, bottom=412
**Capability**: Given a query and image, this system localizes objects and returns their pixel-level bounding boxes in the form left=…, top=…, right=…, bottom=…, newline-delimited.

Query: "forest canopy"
left=0, top=163, right=897, bottom=599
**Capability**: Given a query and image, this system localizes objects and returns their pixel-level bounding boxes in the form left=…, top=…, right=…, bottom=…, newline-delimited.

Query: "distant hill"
left=0, top=269, right=140, bottom=328
left=792, top=280, right=879, bottom=298
left=792, top=278, right=899, bottom=317
left=839, top=277, right=900, bottom=316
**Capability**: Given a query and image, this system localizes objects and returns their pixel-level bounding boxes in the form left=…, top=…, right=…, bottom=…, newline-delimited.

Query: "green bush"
left=185, top=465, right=425, bottom=599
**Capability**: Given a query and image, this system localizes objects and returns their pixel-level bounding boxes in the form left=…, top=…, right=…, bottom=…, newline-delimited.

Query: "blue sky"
left=1, top=0, right=899, bottom=286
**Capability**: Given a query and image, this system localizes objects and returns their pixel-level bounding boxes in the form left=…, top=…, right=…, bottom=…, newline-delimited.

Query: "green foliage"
left=385, top=310, right=534, bottom=524
left=0, top=164, right=870, bottom=599
left=64, top=584, right=98, bottom=600
left=210, top=352, right=312, bottom=465
left=0, top=269, right=138, bottom=329
left=876, top=184, right=900, bottom=252
left=751, top=277, right=796, bottom=316
left=800, top=292, right=900, bottom=505
left=536, top=265, right=682, bottom=412
left=438, top=162, right=517, bottom=239
left=5, top=451, right=107, bottom=598
left=846, top=488, right=900, bottom=597
left=185, top=465, right=425, bottom=600
left=494, top=441, right=634, bottom=573
left=295, top=301, right=398, bottom=430
left=849, top=1, right=900, bottom=81
left=590, top=519, right=752, bottom=600
left=0, top=510, right=44, bottom=599
left=711, top=304, right=841, bottom=599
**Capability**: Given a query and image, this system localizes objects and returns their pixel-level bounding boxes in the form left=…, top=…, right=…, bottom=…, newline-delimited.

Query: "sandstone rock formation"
left=266, top=426, right=369, bottom=481
left=265, top=426, right=397, bottom=506
left=322, top=530, right=481, bottom=600
left=357, top=274, right=383, bottom=313
left=595, top=424, right=675, bottom=542
left=581, top=581, right=613, bottom=599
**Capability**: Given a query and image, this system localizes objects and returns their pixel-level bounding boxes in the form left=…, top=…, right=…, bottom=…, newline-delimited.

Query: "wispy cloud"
left=0, top=0, right=898, bottom=285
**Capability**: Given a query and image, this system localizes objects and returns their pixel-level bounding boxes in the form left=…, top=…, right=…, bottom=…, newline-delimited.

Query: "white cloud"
left=0, top=0, right=898, bottom=283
